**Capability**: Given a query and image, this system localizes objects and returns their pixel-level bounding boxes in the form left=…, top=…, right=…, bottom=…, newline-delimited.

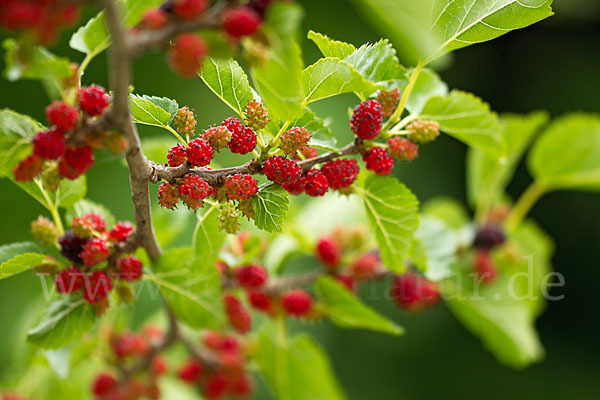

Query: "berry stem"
left=270, top=120, right=291, bottom=148
left=505, top=181, right=547, bottom=232
left=166, top=125, right=188, bottom=145
left=383, top=130, right=410, bottom=138
left=384, top=61, right=425, bottom=131
left=35, top=179, right=65, bottom=235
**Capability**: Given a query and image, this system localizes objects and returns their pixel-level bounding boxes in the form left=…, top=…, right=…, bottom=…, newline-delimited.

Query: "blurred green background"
left=1, top=0, right=600, bottom=398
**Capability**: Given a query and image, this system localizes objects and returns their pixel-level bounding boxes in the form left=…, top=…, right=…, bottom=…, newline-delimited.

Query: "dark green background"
left=1, top=0, right=599, bottom=398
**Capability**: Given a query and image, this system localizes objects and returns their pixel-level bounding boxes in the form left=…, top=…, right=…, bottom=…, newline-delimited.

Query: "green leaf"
left=420, top=90, right=503, bottom=157
left=412, top=217, right=460, bottom=281
left=528, top=113, right=600, bottom=191
left=315, top=276, right=404, bottom=336
left=193, top=206, right=225, bottom=267
left=57, top=176, right=87, bottom=209
left=0, top=242, right=46, bottom=280
left=200, top=58, right=254, bottom=119
left=421, top=196, right=470, bottom=230
left=251, top=4, right=305, bottom=120
left=405, top=68, right=448, bottom=114
left=152, top=204, right=190, bottom=249
left=27, top=297, right=96, bottom=349
left=301, top=58, right=382, bottom=104
left=468, top=112, right=548, bottom=207
left=0, top=109, right=43, bottom=177
left=65, top=199, right=116, bottom=228
left=307, top=30, right=356, bottom=59
left=2, top=39, right=71, bottom=90
left=130, top=94, right=178, bottom=128
left=70, top=0, right=162, bottom=57
left=358, top=174, right=419, bottom=273
left=147, top=247, right=224, bottom=329
left=344, top=39, right=407, bottom=84
left=431, top=0, right=554, bottom=59
left=252, top=184, right=289, bottom=233
left=256, top=323, right=347, bottom=400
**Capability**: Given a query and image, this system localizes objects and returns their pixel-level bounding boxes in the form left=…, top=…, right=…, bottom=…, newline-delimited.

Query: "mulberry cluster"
left=14, top=86, right=125, bottom=184
left=0, top=0, right=80, bottom=44
left=92, top=326, right=167, bottom=399
left=159, top=174, right=213, bottom=211
left=321, top=159, right=360, bottom=189
left=362, top=147, right=395, bottom=176
left=377, top=89, right=400, bottom=118
left=279, top=127, right=311, bottom=155
left=51, top=213, right=142, bottom=309
left=174, top=106, right=197, bottom=138
left=388, top=137, right=419, bottom=161
left=407, top=120, right=441, bottom=143
left=390, top=273, right=440, bottom=312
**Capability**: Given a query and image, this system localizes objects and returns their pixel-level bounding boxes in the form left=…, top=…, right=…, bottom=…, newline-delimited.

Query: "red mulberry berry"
left=167, top=144, right=188, bottom=167
left=223, top=117, right=257, bottom=154
left=81, top=237, right=110, bottom=266
left=59, top=229, right=89, bottom=263
left=158, top=182, right=179, bottom=209
left=46, top=101, right=78, bottom=132
left=178, top=174, right=211, bottom=210
left=473, top=225, right=506, bottom=249
left=376, top=89, right=400, bottom=118
left=33, top=128, right=65, bottom=160
left=141, top=9, right=168, bottom=29
left=282, top=177, right=306, bottom=195
left=223, top=174, right=258, bottom=200
left=407, top=120, right=441, bottom=143
left=321, top=159, right=359, bottom=189
left=335, top=275, right=357, bottom=293
left=58, top=146, right=95, bottom=179
left=152, top=356, right=168, bottom=376
left=117, top=256, right=144, bottom=282
left=202, top=126, right=232, bottom=151
left=235, top=264, right=268, bottom=289
left=388, top=137, right=418, bottom=161
left=224, top=294, right=251, bottom=334
left=55, top=266, right=83, bottom=294
left=294, top=145, right=317, bottom=160
left=72, top=213, right=106, bottom=238
left=279, top=127, right=311, bottom=155
left=390, top=273, right=440, bottom=312
left=230, top=375, right=253, bottom=397
left=281, top=289, right=313, bottom=317
left=92, top=373, right=117, bottom=397
left=108, top=221, right=134, bottom=242
left=174, top=106, right=197, bottom=137
left=174, top=0, right=207, bottom=20
left=178, top=359, right=204, bottom=383
left=13, top=155, right=43, bottom=182
left=303, top=169, right=328, bottom=197
left=351, top=252, right=380, bottom=280
left=186, top=138, right=214, bottom=167
left=248, top=291, right=275, bottom=313
left=111, top=333, right=149, bottom=359
left=474, top=250, right=497, bottom=284
left=78, top=85, right=110, bottom=117
left=351, top=100, right=382, bottom=140
left=244, top=100, right=269, bottom=130
left=363, top=147, right=394, bottom=175
left=316, top=237, right=340, bottom=268
left=168, top=33, right=208, bottom=78
left=262, top=155, right=301, bottom=185
left=222, top=6, right=261, bottom=39
left=82, top=270, right=113, bottom=304
left=204, top=373, right=228, bottom=399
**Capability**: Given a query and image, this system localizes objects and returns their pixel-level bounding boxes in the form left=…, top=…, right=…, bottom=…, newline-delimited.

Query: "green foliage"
left=27, top=297, right=96, bottom=349
left=65, top=199, right=116, bottom=228
left=193, top=205, right=225, bottom=268
left=358, top=174, right=419, bottom=273
left=528, top=113, right=600, bottom=191
left=0, top=109, right=44, bottom=177
left=147, top=247, right=224, bottom=329
left=130, top=94, right=179, bottom=129
left=0, top=242, right=46, bottom=280
left=307, top=31, right=357, bottom=59
left=420, top=90, right=503, bottom=156
left=256, top=322, right=347, bottom=400
left=200, top=58, right=254, bottom=119
left=13, top=175, right=86, bottom=211
left=344, top=39, right=407, bottom=86
left=468, top=112, right=548, bottom=207
left=301, top=58, right=382, bottom=104
left=152, top=204, right=190, bottom=248
left=290, top=109, right=338, bottom=152
left=315, top=276, right=404, bottom=336
left=252, top=184, right=290, bottom=233
left=405, top=68, right=448, bottom=114
left=412, top=217, right=461, bottom=281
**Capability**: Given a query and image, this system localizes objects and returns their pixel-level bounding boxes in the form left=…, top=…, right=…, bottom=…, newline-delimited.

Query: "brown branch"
left=127, top=1, right=227, bottom=57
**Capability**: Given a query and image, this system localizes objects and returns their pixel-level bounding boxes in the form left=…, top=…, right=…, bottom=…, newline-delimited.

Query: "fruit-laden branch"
left=127, top=1, right=226, bottom=56
left=149, top=142, right=362, bottom=185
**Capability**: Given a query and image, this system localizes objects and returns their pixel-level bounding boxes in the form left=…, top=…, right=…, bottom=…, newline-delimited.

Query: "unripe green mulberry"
left=244, top=101, right=269, bottom=131
left=220, top=208, right=240, bottom=234
left=238, top=199, right=255, bottom=220
left=41, top=163, right=61, bottom=192
left=31, top=216, right=58, bottom=246
left=174, top=106, right=197, bottom=138
left=407, top=120, right=440, bottom=143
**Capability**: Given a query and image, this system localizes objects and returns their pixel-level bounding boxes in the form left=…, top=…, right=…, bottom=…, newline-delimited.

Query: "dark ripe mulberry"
left=59, top=229, right=89, bottom=264
left=473, top=225, right=506, bottom=249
